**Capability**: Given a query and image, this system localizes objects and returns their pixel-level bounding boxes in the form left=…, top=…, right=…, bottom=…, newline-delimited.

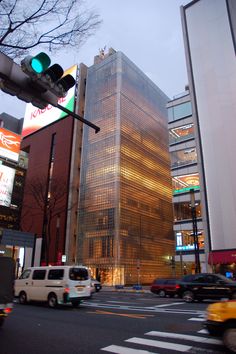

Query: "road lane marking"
left=146, top=331, right=222, bottom=345
left=126, top=337, right=191, bottom=352
left=101, top=345, right=156, bottom=353
left=154, top=302, right=183, bottom=308
left=82, top=302, right=205, bottom=316
left=87, top=310, right=154, bottom=319
left=198, top=329, right=208, bottom=334
left=188, top=317, right=205, bottom=321
left=107, top=301, right=134, bottom=304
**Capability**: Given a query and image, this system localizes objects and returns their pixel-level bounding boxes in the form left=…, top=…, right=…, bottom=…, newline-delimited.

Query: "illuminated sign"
left=0, top=128, right=21, bottom=162
left=176, top=245, right=195, bottom=251
left=174, top=185, right=200, bottom=194
left=22, top=65, right=77, bottom=138
left=173, top=173, right=200, bottom=194
left=0, top=165, right=15, bottom=207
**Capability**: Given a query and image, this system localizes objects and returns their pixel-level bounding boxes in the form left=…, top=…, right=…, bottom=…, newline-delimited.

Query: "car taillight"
left=4, top=308, right=12, bottom=314
left=175, top=284, right=180, bottom=289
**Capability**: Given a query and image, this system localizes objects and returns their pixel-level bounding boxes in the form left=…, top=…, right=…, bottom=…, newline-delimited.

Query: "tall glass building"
left=77, top=50, right=174, bottom=285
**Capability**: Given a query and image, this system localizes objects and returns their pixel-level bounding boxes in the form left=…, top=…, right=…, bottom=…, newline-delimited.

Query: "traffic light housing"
left=21, top=52, right=76, bottom=99
left=0, top=52, right=76, bottom=109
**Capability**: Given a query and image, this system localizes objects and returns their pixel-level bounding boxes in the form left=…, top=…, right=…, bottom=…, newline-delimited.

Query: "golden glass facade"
left=77, top=52, right=174, bottom=285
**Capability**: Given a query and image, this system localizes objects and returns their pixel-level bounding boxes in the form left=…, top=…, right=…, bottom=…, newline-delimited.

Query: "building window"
left=170, top=148, right=197, bottom=168
left=176, top=230, right=204, bottom=252
left=174, top=201, right=201, bottom=221
left=172, top=173, right=200, bottom=194
left=168, top=101, right=192, bottom=122
left=169, top=124, right=195, bottom=144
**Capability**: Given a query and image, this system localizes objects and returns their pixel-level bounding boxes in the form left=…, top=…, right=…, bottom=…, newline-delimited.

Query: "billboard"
left=0, top=128, right=21, bottom=162
left=22, top=64, right=77, bottom=138
left=0, top=165, right=16, bottom=207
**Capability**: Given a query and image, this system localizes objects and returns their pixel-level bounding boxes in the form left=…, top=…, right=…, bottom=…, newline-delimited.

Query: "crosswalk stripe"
left=154, top=302, right=183, bottom=308
left=101, top=344, right=156, bottom=353
left=188, top=317, right=205, bottom=321
left=146, top=331, right=222, bottom=345
left=198, top=329, right=209, bottom=334
left=126, top=337, right=191, bottom=352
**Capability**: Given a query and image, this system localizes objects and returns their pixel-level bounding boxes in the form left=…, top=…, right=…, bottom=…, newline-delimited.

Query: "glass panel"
left=48, top=269, right=64, bottom=280
left=69, top=267, right=89, bottom=281
left=32, top=270, right=46, bottom=280
left=172, top=173, right=200, bottom=194
left=174, top=201, right=201, bottom=221
left=173, top=101, right=192, bottom=120
left=19, top=269, right=31, bottom=279
left=169, top=124, right=195, bottom=144
left=170, top=147, right=197, bottom=168
left=176, top=230, right=205, bottom=252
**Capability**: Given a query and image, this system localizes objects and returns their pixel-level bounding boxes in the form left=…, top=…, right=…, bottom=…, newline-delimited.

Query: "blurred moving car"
left=91, top=278, right=102, bottom=293
left=150, top=278, right=180, bottom=297
left=178, top=273, right=236, bottom=303
left=205, top=300, right=236, bottom=353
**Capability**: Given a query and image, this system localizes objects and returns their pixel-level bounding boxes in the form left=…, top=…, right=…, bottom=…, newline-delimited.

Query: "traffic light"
left=0, top=52, right=100, bottom=133
left=21, top=52, right=76, bottom=99
left=0, top=52, right=76, bottom=109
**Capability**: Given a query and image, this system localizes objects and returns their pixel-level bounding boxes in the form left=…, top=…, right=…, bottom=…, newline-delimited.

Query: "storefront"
left=0, top=229, right=35, bottom=277
left=208, top=250, right=236, bottom=279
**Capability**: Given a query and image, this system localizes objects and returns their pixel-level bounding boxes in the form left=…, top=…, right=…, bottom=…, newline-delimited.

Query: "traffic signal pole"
left=56, top=103, right=100, bottom=133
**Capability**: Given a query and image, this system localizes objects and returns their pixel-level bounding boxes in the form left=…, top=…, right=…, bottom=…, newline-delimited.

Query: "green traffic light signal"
left=30, top=52, right=51, bottom=74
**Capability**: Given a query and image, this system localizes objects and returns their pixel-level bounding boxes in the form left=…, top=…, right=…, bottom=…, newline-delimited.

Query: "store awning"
left=208, top=250, right=236, bottom=265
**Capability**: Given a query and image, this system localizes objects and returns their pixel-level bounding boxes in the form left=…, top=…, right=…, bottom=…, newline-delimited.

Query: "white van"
left=14, top=265, right=91, bottom=308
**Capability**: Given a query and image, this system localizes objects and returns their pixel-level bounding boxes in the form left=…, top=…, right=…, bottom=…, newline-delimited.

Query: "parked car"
left=91, top=278, right=102, bottom=293
left=178, top=273, right=236, bottom=303
left=205, top=300, right=236, bottom=353
left=150, top=278, right=180, bottom=297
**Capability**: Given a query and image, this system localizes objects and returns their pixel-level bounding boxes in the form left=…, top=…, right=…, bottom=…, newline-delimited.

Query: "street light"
left=190, top=188, right=201, bottom=273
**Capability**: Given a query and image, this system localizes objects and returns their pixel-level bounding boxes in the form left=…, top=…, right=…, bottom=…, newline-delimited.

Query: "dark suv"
left=178, top=273, right=236, bottom=302
left=150, top=278, right=180, bottom=297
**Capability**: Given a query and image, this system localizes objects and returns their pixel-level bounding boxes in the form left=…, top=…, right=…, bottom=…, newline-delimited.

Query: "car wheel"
left=19, top=291, right=27, bottom=305
left=48, top=293, right=58, bottom=308
left=71, top=301, right=81, bottom=308
left=159, top=290, right=166, bottom=298
left=223, top=326, right=236, bottom=353
left=183, top=291, right=194, bottom=303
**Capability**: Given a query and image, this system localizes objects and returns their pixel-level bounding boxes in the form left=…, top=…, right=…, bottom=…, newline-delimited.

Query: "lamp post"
left=54, top=214, right=60, bottom=264
left=190, top=189, right=201, bottom=274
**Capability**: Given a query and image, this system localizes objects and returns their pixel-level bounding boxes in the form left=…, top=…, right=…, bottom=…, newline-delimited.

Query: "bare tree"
left=22, top=175, right=76, bottom=265
left=0, top=0, right=102, bottom=59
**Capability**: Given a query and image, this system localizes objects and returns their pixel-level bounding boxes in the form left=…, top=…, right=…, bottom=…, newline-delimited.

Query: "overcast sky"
left=0, top=0, right=189, bottom=119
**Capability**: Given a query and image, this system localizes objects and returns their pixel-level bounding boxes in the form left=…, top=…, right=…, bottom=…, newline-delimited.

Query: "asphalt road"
left=0, top=291, right=227, bottom=354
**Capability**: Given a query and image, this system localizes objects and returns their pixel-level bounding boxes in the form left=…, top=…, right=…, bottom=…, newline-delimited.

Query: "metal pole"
left=54, top=214, right=60, bottom=264
left=57, top=103, right=100, bottom=133
left=190, top=189, right=201, bottom=273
